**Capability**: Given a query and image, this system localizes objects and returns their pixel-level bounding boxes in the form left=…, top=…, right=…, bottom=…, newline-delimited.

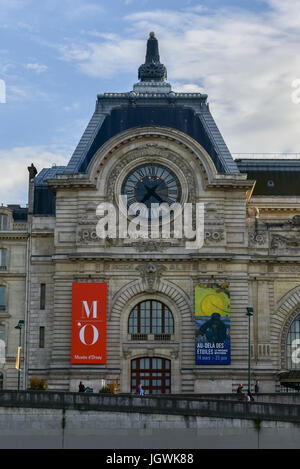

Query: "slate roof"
left=236, top=159, right=300, bottom=196
left=33, top=166, right=66, bottom=215
left=63, top=94, right=239, bottom=175
left=63, top=33, right=239, bottom=176
left=7, top=204, right=28, bottom=222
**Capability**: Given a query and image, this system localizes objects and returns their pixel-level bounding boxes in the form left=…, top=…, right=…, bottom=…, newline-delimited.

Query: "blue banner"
left=195, top=283, right=231, bottom=365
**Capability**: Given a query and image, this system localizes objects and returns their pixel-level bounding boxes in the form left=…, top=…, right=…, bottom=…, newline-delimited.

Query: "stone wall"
left=0, top=391, right=300, bottom=449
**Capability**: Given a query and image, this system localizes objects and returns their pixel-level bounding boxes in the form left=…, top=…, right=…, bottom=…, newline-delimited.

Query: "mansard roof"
left=64, top=32, right=239, bottom=176
left=236, top=159, right=300, bottom=196
left=33, top=166, right=66, bottom=215
left=63, top=93, right=239, bottom=175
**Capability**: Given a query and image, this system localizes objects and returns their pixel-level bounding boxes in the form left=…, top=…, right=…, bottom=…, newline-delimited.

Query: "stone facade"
left=1, top=35, right=300, bottom=394
left=25, top=128, right=300, bottom=393
left=0, top=205, right=28, bottom=389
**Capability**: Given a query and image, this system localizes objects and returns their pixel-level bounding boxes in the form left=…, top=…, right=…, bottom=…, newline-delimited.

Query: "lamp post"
left=15, top=320, right=24, bottom=391
left=246, top=307, right=253, bottom=393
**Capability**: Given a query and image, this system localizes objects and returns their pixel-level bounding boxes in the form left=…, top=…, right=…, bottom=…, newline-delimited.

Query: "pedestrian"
left=78, top=381, right=85, bottom=392
left=137, top=383, right=144, bottom=396
left=247, top=389, right=255, bottom=402
left=254, top=380, right=259, bottom=394
left=236, top=383, right=243, bottom=394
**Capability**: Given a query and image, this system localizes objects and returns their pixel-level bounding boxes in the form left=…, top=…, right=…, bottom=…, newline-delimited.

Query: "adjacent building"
left=0, top=205, right=28, bottom=389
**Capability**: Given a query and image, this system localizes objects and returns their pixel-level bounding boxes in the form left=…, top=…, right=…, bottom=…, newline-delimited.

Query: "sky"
left=1, top=0, right=300, bottom=205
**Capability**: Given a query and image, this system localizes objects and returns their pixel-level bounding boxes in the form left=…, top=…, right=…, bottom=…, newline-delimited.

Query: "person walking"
left=78, top=381, right=85, bottom=392
left=254, top=380, right=260, bottom=394
left=236, top=383, right=243, bottom=394
left=138, top=383, right=144, bottom=396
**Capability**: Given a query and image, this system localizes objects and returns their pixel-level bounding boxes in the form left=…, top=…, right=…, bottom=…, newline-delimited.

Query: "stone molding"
left=272, top=285, right=300, bottom=370
left=110, top=275, right=192, bottom=321
left=135, top=262, right=166, bottom=292
left=105, top=144, right=196, bottom=206
left=87, top=126, right=217, bottom=185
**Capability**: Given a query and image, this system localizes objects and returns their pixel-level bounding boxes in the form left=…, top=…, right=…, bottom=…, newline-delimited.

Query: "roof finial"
left=146, top=32, right=160, bottom=63
left=138, top=32, right=167, bottom=82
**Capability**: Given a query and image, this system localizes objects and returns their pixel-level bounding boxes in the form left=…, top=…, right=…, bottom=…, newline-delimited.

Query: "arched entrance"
left=131, top=357, right=171, bottom=394
left=280, top=308, right=300, bottom=392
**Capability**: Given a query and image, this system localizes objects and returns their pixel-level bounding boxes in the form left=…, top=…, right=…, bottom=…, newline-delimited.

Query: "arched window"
left=286, top=312, right=300, bottom=369
left=128, top=300, right=174, bottom=338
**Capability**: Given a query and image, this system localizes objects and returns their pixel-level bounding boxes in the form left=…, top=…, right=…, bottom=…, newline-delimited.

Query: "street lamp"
left=15, top=320, right=24, bottom=391
left=246, top=307, right=253, bottom=393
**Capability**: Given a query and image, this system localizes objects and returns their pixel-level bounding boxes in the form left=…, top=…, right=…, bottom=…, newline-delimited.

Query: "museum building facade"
left=1, top=33, right=300, bottom=393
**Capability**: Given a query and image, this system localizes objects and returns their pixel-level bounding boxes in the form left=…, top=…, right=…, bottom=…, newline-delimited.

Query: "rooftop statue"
left=27, top=163, right=37, bottom=180
left=138, top=32, right=167, bottom=82
left=146, top=31, right=160, bottom=63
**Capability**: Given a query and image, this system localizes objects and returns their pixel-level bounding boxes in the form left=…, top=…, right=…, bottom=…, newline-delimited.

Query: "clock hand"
left=141, top=184, right=164, bottom=204
left=140, top=185, right=153, bottom=204
left=147, top=186, right=164, bottom=203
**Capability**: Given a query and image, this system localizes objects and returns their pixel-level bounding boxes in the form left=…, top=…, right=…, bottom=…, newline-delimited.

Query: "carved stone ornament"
left=249, top=231, right=267, bottom=246
left=125, top=240, right=174, bottom=252
left=136, top=262, right=166, bottom=292
left=106, top=146, right=196, bottom=205
left=123, top=350, right=132, bottom=359
left=204, top=230, right=224, bottom=243
left=289, top=215, right=300, bottom=227
left=271, top=233, right=300, bottom=252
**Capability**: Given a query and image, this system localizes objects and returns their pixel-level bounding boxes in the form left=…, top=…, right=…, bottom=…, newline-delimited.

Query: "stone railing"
left=1, top=391, right=300, bottom=423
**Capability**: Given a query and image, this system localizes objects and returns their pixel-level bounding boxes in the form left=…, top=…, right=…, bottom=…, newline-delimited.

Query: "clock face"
left=121, top=163, right=181, bottom=217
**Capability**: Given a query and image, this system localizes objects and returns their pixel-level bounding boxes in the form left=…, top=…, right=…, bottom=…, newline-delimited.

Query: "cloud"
left=6, top=83, right=49, bottom=102
left=59, top=39, right=144, bottom=79
left=56, top=2, right=300, bottom=153
left=0, top=145, right=71, bottom=205
left=26, top=63, right=48, bottom=74
left=64, top=2, right=104, bottom=19
left=173, top=83, right=205, bottom=93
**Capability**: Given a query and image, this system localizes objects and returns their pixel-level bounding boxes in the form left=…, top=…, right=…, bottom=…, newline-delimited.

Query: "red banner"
left=71, top=283, right=107, bottom=364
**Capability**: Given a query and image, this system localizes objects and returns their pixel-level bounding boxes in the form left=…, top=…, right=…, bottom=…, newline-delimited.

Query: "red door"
left=131, top=357, right=171, bottom=394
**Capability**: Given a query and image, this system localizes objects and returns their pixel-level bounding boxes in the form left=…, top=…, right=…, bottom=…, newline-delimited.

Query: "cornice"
left=46, top=177, right=96, bottom=190
left=0, top=231, right=28, bottom=240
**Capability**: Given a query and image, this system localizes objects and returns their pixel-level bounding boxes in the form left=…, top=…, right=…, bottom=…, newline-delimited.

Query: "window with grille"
left=286, top=311, right=300, bottom=369
left=0, top=249, right=7, bottom=269
left=0, top=215, right=8, bottom=231
left=39, top=326, right=45, bottom=348
left=131, top=357, right=171, bottom=394
left=40, top=283, right=46, bottom=310
left=128, top=300, right=174, bottom=337
left=0, top=325, right=5, bottom=364
left=0, top=286, right=6, bottom=310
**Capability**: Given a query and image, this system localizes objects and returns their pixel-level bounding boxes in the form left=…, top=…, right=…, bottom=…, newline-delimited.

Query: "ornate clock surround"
left=106, top=145, right=196, bottom=213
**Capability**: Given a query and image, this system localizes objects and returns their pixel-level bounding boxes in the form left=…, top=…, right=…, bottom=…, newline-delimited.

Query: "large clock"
left=121, top=163, right=181, bottom=216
